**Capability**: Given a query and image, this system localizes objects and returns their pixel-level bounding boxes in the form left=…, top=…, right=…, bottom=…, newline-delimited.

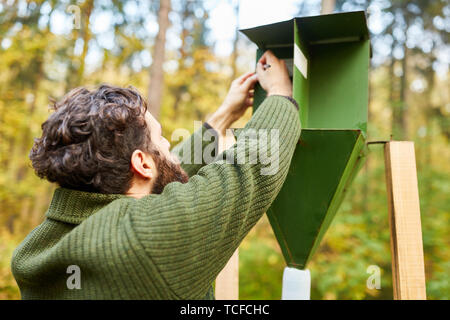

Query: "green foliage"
left=0, top=230, right=21, bottom=299
left=239, top=217, right=285, bottom=300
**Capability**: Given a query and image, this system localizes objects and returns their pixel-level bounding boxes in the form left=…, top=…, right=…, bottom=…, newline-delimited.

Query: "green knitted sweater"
left=11, top=96, right=301, bottom=299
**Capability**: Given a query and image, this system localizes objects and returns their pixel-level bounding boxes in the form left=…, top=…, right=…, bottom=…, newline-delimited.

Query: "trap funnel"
left=241, top=11, right=370, bottom=269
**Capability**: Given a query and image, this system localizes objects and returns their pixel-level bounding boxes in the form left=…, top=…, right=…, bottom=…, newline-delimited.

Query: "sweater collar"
left=46, top=187, right=128, bottom=224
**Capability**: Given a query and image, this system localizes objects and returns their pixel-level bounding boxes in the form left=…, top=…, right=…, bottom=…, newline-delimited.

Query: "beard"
left=151, top=155, right=189, bottom=194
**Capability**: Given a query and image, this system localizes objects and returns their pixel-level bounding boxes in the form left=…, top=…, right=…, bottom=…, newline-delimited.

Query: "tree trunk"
left=389, top=56, right=399, bottom=139
left=391, top=41, right=409, bottom=140
left=171, top=1, right=191, bottom=116
left=148, top=0, right=171, bottom=120
left=399, top=42, right=408, bottom=140
left=321, top=0, right=335, bottom=14
left=424, top=68, right=435, bottom=168
left=422, top=64, right=435, bottom=195
left=76, top=0, right=94, bottom=87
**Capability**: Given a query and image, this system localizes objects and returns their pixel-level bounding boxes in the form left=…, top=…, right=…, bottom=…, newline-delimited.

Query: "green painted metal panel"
left=241, top=11, right=370, bottom=269
left=306, top=132, right=366, bottom=261
left=245, top=11, right=369, bottom=135
left=308, top=40, right=369, bottom=133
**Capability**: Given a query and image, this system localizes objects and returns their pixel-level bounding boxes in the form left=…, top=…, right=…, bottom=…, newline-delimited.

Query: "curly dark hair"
left=30, top=84, right=156, bottom=194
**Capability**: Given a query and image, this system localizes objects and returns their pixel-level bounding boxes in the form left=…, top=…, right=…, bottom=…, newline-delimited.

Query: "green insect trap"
left=241, top=11, right=370, bottom=299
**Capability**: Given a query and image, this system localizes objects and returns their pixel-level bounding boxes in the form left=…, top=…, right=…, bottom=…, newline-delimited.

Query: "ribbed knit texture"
left=11, top=95, right=301, bottom=299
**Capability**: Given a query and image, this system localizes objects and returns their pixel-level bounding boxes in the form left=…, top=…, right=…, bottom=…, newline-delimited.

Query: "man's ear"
left=130, top=149, right=156, bottom=179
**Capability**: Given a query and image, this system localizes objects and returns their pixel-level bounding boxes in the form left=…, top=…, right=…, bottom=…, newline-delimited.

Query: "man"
left=11, top=51, right=300, bottom=299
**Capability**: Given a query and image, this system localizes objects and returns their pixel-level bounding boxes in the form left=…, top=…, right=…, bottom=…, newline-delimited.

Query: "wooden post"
left=215, top=131, right=239, bottom=300
left=384, top=141, right=426, bottom=300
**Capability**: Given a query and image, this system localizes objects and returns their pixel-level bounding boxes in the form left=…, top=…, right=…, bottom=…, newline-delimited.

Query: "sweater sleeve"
left=170, top=123, right=219, bottom=177
left=129, top=95, right=301, bottom=299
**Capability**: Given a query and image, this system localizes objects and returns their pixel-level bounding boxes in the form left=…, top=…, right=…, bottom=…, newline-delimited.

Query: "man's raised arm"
left=170, top=71, right=259, bottom=177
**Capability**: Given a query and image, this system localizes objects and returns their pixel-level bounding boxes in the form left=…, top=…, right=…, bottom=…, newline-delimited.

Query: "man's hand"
left=256, top=50, right=292, bottom=97
left=207, top=72, right=258, bottom=134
